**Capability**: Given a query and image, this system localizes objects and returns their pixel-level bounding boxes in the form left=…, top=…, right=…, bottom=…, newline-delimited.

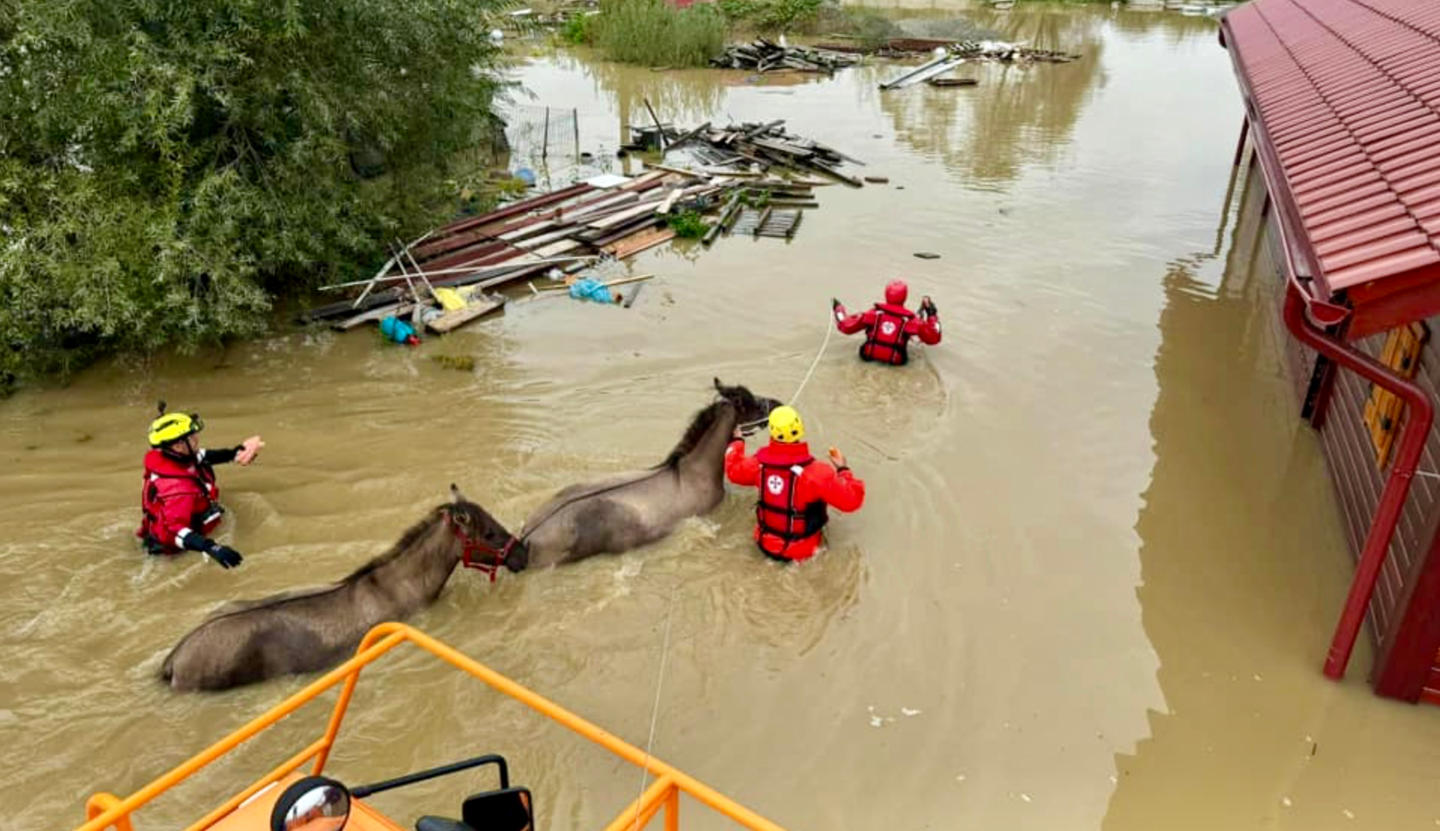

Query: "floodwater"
left=6, top=4, right=1440, bottom=830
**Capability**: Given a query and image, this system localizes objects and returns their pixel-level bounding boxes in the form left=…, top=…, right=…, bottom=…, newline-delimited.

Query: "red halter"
left=448, top=513, right=517, bottom=583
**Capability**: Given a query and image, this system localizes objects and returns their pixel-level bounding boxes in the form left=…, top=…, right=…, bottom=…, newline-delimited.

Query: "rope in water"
left=739, top=309, right=837, bottom=433
left=629, top=311, right=835, bottom=826
left=789, top=307, right=837, bottom=407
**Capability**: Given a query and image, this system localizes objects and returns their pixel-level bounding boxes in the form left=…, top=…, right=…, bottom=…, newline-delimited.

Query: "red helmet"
left=885, top=280, right=909, bottom=306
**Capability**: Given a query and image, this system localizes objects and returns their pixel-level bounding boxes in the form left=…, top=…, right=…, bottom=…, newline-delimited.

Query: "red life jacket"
left=755, top=455, right=829, bottom=557
left=861, top=303, right=915, bottom=365
left=137, top=449, right=221, bottom=553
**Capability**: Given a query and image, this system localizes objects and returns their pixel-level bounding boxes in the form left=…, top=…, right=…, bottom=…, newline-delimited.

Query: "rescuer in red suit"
left=137, top=404, right=262, bottom=568
left=725, top=405, right=865, bottom=562
left=833, top=279, right=941, bottom=365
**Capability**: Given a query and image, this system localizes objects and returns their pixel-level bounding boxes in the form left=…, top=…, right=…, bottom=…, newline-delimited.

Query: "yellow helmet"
left=768, top=405, right=805, bottom=444
left=148, top=412, right=203, bottom=447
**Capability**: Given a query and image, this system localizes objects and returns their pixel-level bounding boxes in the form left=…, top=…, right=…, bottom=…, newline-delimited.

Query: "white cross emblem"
left=766, top=474, right=785, bottom=495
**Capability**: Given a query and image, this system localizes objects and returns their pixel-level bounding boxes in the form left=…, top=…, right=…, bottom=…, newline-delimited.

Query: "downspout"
left=1283, top=286, right=1434, bottom=680
left=1221, top=22, right=1435, bottom=682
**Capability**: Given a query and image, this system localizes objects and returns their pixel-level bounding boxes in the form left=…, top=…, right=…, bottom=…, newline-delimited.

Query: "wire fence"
left=504, top=103, right=581, bottom=168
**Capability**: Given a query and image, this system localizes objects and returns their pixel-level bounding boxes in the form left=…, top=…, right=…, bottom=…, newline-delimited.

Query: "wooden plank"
left=753, top=205, right=773, bottom=237
left=804, top=160, right=864, bottom=188
left=663, top=121, right=711, bottom=154
left=590, top=216, right=662, bottom=249
left=750, top=137, right=815, bottom=158
left=587, top=199, right=665, bottom=230
left=643, top=98, right=666, bottom=149
left=514, top=225, right=584, bottom=250
left=535, top=273, right=655, bottom=293
left=531, top=238, right=585, bottom=258
left=333, top=302, right=416, bottom=331
left=703, top=194, right=741, bottom=246
left=641, top=161, right=711, bottom=179
left=605, top=226, right=676, bottom=259
left=498, top=220, right=560, bottom=241
left=620, top=170, right=668, bottom=191
left=561, top=191, right=639, bottom=221
left=425, top=295, right=507, bottom=334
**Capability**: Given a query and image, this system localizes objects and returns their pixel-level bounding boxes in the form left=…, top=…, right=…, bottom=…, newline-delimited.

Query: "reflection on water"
left=8, top=5, right=1440, bottom=831
left=1106, top=160, right=1440, bottom=830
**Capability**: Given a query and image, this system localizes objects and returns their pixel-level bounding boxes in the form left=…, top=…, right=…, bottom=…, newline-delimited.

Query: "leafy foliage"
left=666, top=210, right=708, bottom=238
left=590, top=0, right=728, bottom=67
left=0, top=0, right=510, bottom=384
left=718, top=0, right=823, bottom=33
left=561, top=12, right=596, bottom=44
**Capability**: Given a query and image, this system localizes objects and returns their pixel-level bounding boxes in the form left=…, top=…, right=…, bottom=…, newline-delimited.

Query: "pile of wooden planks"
left=302, top=122, right=867, bottom=329
left=818, top=37, right=1079, bottom=63
left=711, top=39, right=860, bottom=73
left=660, top=119, right=866, bottom=187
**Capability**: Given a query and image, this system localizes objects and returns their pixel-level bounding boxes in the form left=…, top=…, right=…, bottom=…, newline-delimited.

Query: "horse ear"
left=450, top=483, right=466, bottom=504
left=713, top=377, right=723, bottom=391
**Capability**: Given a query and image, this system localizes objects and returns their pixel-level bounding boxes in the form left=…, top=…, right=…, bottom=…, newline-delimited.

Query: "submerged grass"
left=590, top=0, right=728, bottom=66
left=666, top=210, right=709, bottom=238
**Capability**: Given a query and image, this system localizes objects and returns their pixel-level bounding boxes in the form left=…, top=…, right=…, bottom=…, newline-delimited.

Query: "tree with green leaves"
left=0, top=0, right=510, bottom=386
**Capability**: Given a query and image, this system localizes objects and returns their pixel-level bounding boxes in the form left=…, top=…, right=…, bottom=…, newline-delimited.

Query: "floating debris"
left=730, top=207, right=804, bottom=240
left=712, top=39, right=860, bottom=73
left=823, top=37, right=1078, bottom=62
left=914, top=252, right=941, bottom=259
left=303, top=120, right=865, bottom=333
left=880, top=41, right=1078, bottom=89
left=928, top=77, right=979, bottom=88
left=429, top=354, right=477, bottom=372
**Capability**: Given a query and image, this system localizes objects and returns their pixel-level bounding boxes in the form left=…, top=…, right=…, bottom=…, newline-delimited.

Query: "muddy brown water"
left=6, top=4, right=1440, bottom=830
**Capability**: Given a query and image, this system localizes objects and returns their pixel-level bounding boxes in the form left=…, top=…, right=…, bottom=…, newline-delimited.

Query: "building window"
left=1364, top=322, right=1429, bottom=469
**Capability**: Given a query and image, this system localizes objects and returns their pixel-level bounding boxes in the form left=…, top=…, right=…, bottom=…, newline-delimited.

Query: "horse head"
left=447, top=484, right=529, bottom=572
left=713, top=377, right=781, bottom=432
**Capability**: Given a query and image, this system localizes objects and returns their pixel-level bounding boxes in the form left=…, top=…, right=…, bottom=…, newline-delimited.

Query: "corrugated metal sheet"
left=1223, top=0, right=1440, bottom=294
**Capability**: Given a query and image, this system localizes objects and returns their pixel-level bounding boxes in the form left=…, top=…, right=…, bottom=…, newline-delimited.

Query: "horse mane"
left=341, top=505, right=449, bottom=583
left=658, top=399, right=729, bottom=468
left=196, top=507, right=452, bottom=624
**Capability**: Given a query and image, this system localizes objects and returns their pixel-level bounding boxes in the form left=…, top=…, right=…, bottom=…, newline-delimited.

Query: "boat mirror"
left=462, top=787, right=533, bottom=831
left=271, top=776, right=352, bottom=831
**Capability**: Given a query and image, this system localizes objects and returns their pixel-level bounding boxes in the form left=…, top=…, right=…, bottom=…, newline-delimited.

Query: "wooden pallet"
left=728, top=207, right=803, bottom=239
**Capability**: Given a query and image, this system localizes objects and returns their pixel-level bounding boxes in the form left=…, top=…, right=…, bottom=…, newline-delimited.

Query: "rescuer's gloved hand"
left=204, top=542, right=244, bottom=569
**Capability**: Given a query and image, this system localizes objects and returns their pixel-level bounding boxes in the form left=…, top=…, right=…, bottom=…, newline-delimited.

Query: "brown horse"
left=161, top=486, right=523, bottom=691
left=516, top=379, right=779, bottom=567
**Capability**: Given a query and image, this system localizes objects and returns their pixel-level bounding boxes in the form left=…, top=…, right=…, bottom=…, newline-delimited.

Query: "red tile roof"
left=1221, top=0, right=1440, bottom=298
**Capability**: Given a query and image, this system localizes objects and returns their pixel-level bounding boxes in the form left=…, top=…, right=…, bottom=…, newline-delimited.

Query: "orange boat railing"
left=76, top=622, right=786, bottom=831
